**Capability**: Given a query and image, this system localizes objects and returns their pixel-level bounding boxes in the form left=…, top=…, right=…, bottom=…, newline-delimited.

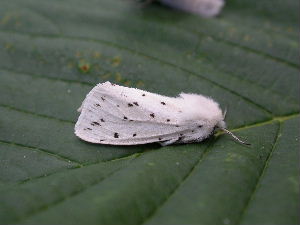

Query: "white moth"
left=75, top=81, right=248, bottom=146
left=159, top=0, right=224, bottom=17
left=137, top=0, right=224, bottom=18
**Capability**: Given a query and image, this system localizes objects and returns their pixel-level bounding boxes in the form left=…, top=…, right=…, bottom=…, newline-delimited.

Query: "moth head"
left=214, top=108, right=227, bottom=129
left=216, top=120, right=226, bottom=129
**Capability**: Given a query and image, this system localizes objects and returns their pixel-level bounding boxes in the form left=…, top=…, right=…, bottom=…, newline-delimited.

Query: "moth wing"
left=75, top=82, right=192, bottom=145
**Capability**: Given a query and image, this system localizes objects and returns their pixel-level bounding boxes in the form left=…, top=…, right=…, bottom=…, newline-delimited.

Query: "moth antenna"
left=219, top=128, right=251, bottom=146
left=223, top=107, right=227, bottom=119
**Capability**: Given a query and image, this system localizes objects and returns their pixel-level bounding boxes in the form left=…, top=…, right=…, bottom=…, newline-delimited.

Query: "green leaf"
left=0, top=0, right=299, bottom=224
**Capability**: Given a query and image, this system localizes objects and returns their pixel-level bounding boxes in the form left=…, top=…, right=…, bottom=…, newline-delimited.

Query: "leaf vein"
left=13, top=153, right=139, bottom=224
left=140, top=143, right=215, bottom=224
left=187, top=27, right=298, bottom=68
left=0, top=29, right=274, bottom=115
left=0, top=139, right=82, bottom=165
left=235, top=121, right=282, bottom=225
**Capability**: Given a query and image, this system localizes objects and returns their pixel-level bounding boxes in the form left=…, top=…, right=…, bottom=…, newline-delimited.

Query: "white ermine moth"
left=133, top=0, right=224, bottom=18
left=75, top=81, right=249, bottom=146
left=159, top=0, right=224, bottom=17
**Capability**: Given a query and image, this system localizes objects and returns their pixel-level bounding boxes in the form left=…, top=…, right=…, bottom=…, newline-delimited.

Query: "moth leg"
left=159, top=138, right=178, bottom=146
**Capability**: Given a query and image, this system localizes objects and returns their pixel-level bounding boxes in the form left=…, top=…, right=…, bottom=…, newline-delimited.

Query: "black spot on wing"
left=128, top=103, right=133, bottom=107
left=114, top=133, right=119, bottom=138
left=133, top=102, right=139, bottom=106
left=177, top=137, right=183, bottom=142
left=91, top=121, right=100, bottom=126
left=161, top=102, right=166, bottom=105
left=150, top=113, right=155, bottom=118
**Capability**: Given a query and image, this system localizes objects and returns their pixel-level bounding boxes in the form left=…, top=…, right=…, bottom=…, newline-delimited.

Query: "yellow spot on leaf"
left=93, top=51, right=101, bottom=58
left=243, top=35, right=251, bottom=41
left=115, top=72, right=122, bottom=82
left=75, top=51, right=82, bottom=58
left=78, top=60, right=91, bottom=73
left=101, top=73, right=111, bottom=79
left=136, top=80, right=144, bottom=88
left=4, top=43, right=14, bottom=50
left=111, top=56, right=121, bottom=67
left=124, top=80, right=131, bottom=86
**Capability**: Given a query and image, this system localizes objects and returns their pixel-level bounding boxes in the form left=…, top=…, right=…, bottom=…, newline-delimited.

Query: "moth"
left=159, top=0, right=224, bottom=17
left=133, top=0, right=224, bottom=18
left=75, top=82, right=248, bottom=146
